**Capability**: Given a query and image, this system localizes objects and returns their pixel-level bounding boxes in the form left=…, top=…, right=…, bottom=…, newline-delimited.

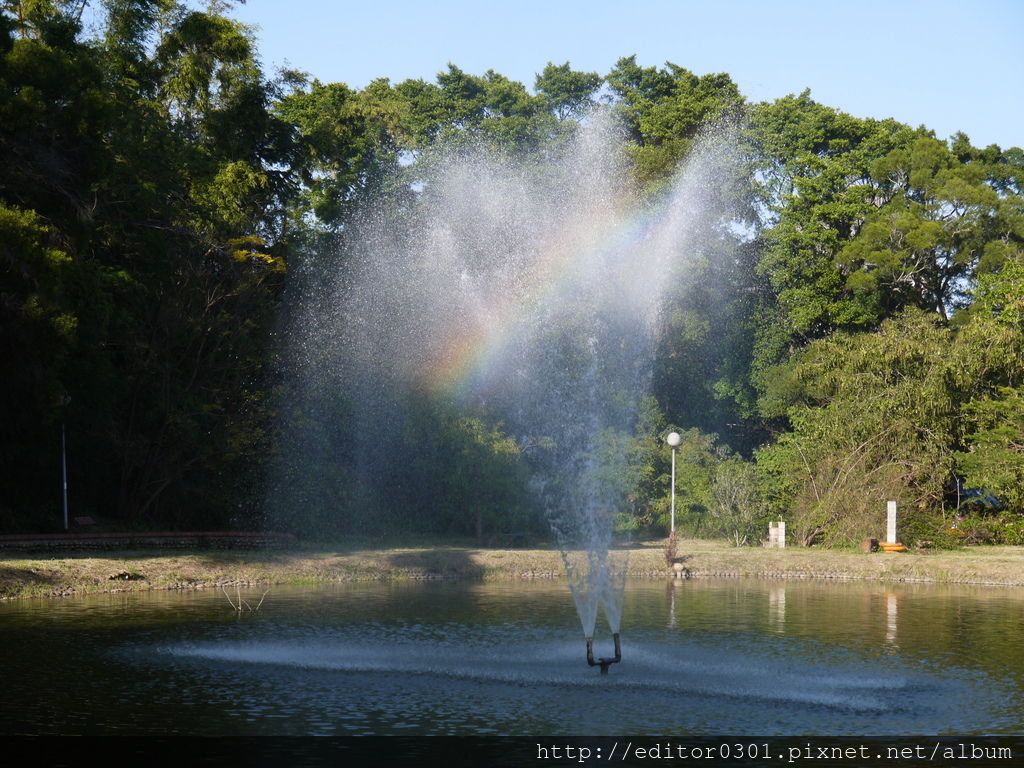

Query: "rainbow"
left=416, top=191, right=682, bottom=398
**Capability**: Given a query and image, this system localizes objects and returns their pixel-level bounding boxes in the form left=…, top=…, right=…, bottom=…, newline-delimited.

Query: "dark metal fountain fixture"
left=586, top=633, right=621, bottom=674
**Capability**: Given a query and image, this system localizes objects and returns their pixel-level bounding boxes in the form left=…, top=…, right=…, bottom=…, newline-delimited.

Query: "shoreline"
left=2, top=540, right=1024, bottom=600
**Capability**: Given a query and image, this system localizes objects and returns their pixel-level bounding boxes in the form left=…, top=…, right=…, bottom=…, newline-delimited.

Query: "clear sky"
left=232, top=0, right=1024, bottom=150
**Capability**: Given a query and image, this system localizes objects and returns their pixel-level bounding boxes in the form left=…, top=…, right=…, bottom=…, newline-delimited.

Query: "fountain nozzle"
left=585, top=633, right=621, bottom=675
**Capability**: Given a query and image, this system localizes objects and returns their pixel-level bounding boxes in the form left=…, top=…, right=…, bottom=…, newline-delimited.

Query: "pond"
left=2, top=578, right=1022, bottom=758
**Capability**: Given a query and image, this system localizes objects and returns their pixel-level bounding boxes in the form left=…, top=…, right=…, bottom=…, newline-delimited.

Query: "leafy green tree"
left=606, top=55, right=743, bottom=188
left=445, top=414, right=528, bottom=542
left=383, top=64, right=553, bottom=156
left=534, top=61, right=602, bottom=120
left=707, top=457, right=768, bottom=546
left=954, top=255, right=1024, bottom=510
left=652, top=233, right=769, bottom=452
left=590, top=59, right=765, bottom=452
left=659, top=427, right=719, bottom=535
left=752, top=92, right=1022, bottom=353
left=273, top=77, right=399, bottom=228
left=753, top=95, right=919, bottom=344
left=837, top=135, right=1007, bottom=321
left=756, top=310, right=956, bottom=546
left=4, top=0, right=1021, bottom=550
left=0, top=203, right=76, bottom=526
left=0, top=0, right=299, bottom=530
left=959, top=389, right=1024, bottom=510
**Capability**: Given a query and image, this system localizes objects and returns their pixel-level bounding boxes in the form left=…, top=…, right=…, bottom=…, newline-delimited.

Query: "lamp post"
left=59, top=393, right=70, bottom=530
left=666, top=431, right=680, bottom=533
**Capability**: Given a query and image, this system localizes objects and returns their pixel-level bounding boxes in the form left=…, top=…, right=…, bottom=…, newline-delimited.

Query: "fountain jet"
left=586, top=633, right=621, bottom=674
left=268, top=111, right=739, bottom=663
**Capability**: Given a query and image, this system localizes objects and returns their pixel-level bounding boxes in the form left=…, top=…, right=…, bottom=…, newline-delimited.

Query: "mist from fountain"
left=270, top=111, right=738, bottom=644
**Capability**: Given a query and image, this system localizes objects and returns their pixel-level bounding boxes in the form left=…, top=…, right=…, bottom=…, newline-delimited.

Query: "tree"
left=752, top=94, right=920, bottom=346
left=837, top=135, right=1006, bottom=321
left=756, top=310, right=956, bottom=546
left=606, top=56, right=743, bottom=188
left=0, top=0, right=298, bottom=530
left=959, top=389, right=1024, bottom=510
left=753, top=93, right=1022, bottom=353
left=444, top=414, right=528, bottom=542
left=384, top=64, right=553, bottom=155
left=273, top=77, right=398, bottom=228
left=954, top=255, right=1024, bottom=511
left=535, top=61, right=601, bottom=120
left=707, top=457, right=768, bottom=546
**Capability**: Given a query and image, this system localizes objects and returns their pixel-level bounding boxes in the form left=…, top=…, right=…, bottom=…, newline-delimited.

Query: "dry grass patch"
left=2, top=540, right=1023, bottom=599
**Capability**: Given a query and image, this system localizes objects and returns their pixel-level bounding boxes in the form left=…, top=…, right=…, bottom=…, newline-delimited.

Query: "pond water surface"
left=2, top=578, right=1023, bottom=740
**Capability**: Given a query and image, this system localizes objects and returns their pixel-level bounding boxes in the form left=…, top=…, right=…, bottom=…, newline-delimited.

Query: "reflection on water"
left=886, top=592, right=899, bottom=647
left=1, top=579, right=1022, bottom=736
left=769, top=584, right=786, bottom=633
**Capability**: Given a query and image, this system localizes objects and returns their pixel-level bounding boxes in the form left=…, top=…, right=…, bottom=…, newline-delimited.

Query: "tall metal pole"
left=667, top=444, right=675, bottom=536
left=61, top=422, right=69, bottom=530
left=666, top=431, right=681, bottom=534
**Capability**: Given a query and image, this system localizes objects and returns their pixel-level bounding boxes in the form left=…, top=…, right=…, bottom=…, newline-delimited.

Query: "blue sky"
left=232, top=0, right=1023, bottom=150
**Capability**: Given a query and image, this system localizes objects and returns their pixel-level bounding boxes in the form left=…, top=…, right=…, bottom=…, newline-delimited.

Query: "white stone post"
left=886, top=501, right=897, bottom=544
left=768, top=521, right=786, bottom=548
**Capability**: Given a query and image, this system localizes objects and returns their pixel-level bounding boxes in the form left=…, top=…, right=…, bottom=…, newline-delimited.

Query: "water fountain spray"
left=271, top=112, right=738, bottom=671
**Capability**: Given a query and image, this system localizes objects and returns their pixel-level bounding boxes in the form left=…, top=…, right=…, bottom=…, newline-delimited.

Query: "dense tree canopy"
left=1, top=0, right=295, bottom=529
left=2, top=1, right=1021, bottom=546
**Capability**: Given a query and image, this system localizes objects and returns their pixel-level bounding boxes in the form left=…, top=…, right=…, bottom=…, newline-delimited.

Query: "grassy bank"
left=2, top=539, right=1024, bottom=600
